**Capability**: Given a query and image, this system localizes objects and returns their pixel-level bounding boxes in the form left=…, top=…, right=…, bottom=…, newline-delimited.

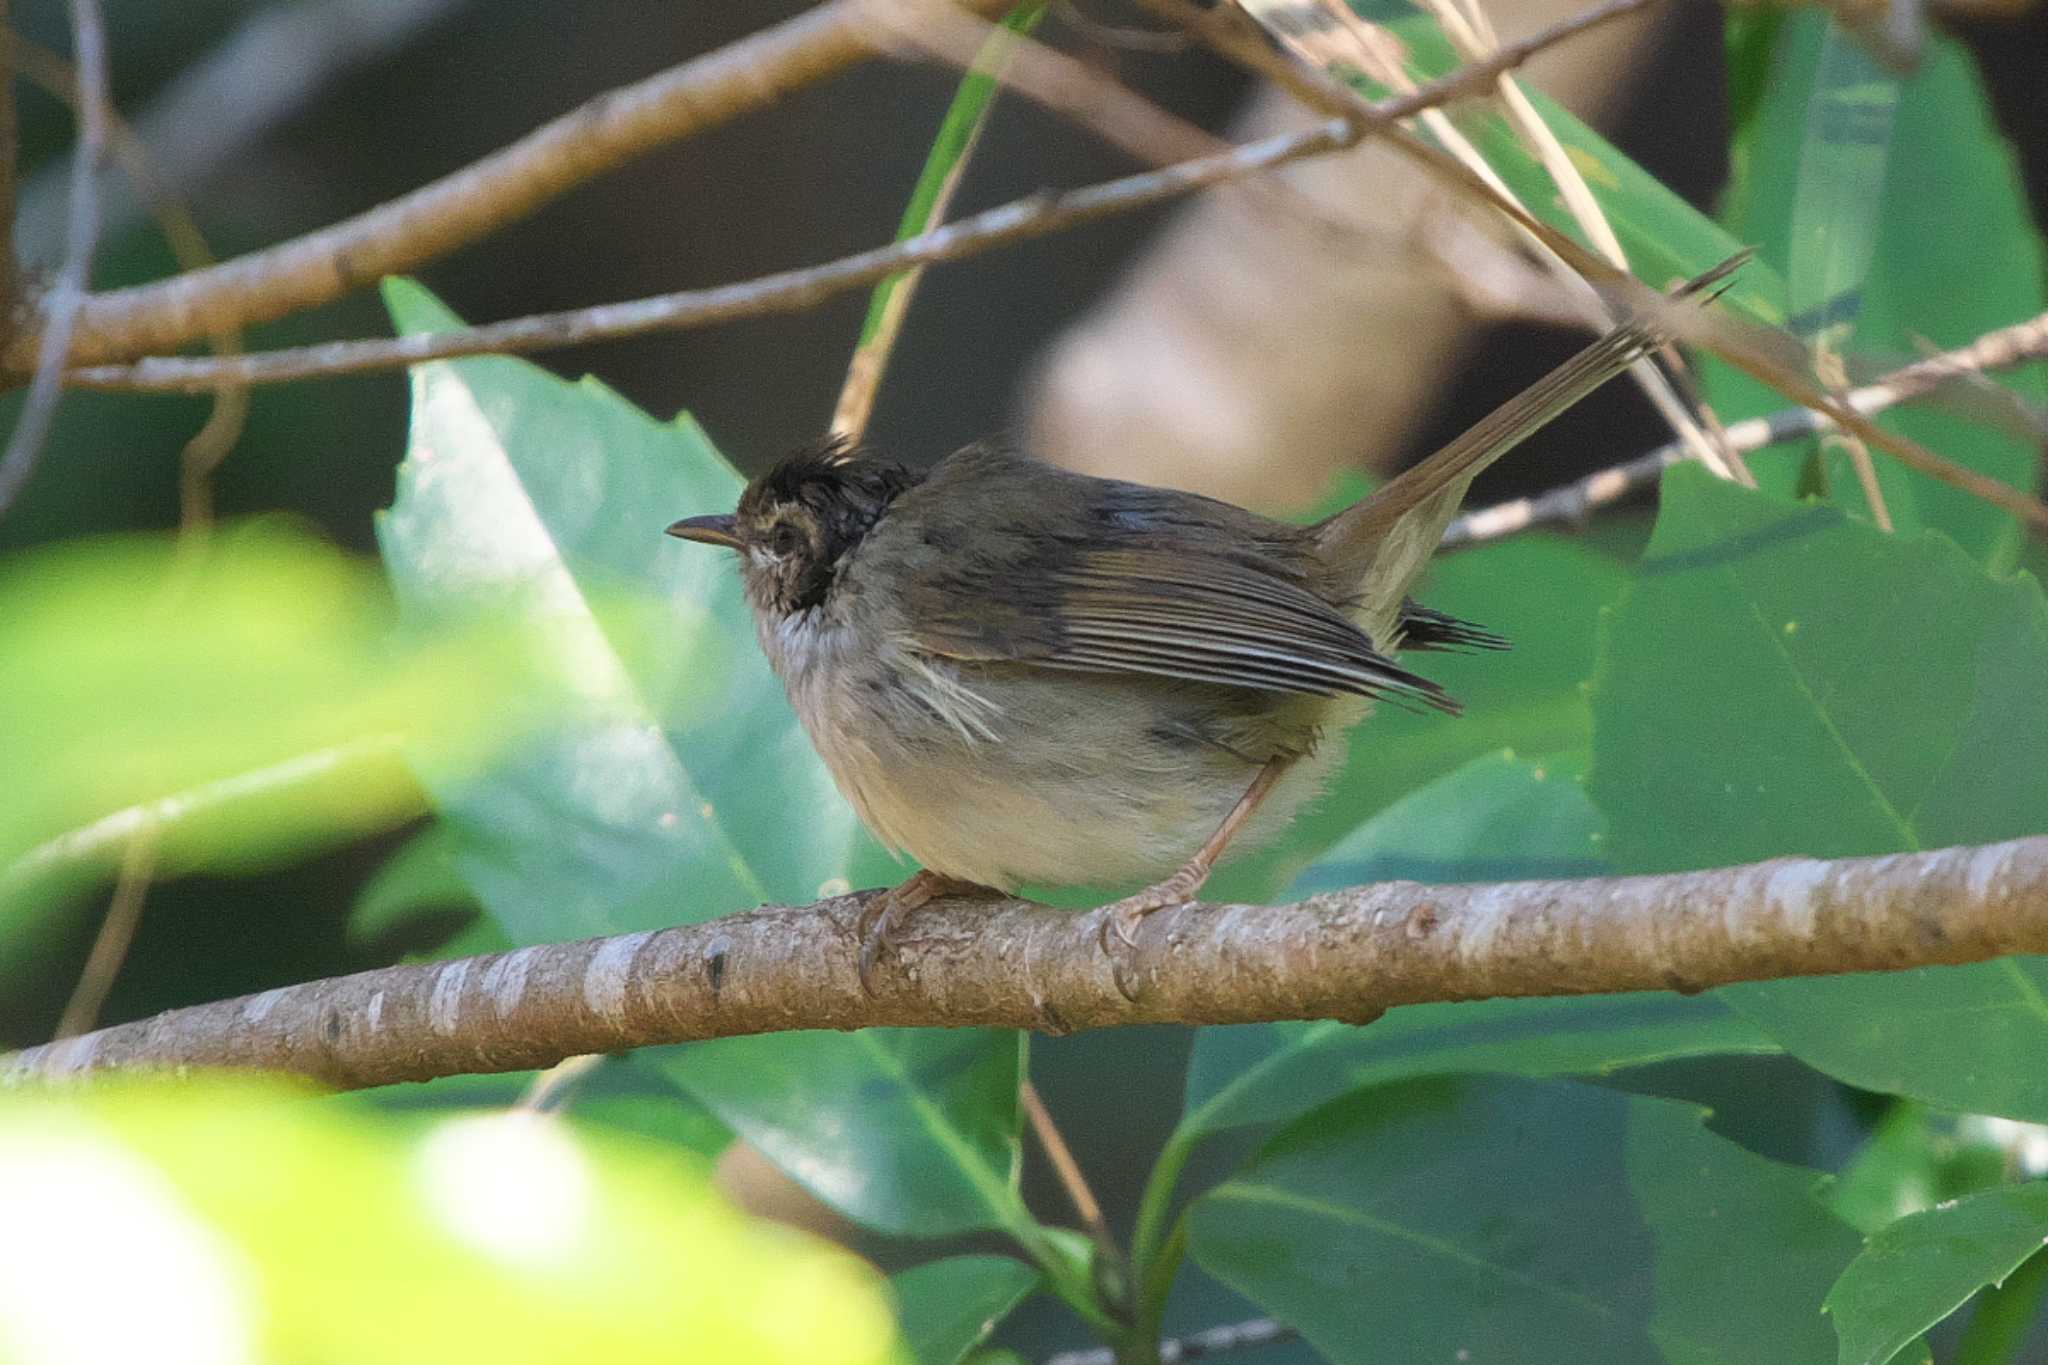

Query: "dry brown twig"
left=9, top=32, right=252, bottom=528
left=1442, top=306, right=2048, bottom=547
left=0, top=0, right=1019, bottom=376
left=8, top=833, right=2046, bottom=1089
left=0, top=0, right=110, bottom=518
left=54, top=0, right=1644, bottom=396
left=54, top=17, right=1625, bottom=394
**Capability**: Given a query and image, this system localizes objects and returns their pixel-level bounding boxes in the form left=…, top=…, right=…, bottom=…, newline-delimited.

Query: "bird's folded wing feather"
left=901, top=531, right=1459, bottom=712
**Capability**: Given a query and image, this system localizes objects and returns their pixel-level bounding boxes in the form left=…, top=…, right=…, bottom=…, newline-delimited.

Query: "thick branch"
left=8, top=835, right=2046, bottom=1091
left=0, top=0, right=1007, bottom=374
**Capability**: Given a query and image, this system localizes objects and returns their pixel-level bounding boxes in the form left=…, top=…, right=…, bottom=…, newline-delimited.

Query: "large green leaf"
left=1350, top=12, right=1784, bottom=323
left=1588, top=467, right=2048, bottom=1119
left=1220, top=534, right=1628, bottom=898
left=1183, top=752, right=1772, bottom=1142
left=889, top=1256, right=1040, bottom=1365
left=1707, top=12, right=2047, bottom=567
left=1825, top=1182, right=2048, bottom=1365
left=376, top=281, right=1024, bottom=1240
left=0, top=1078, right=900, bottom=1365
left=1189, top=1075, right=1858, bottom=1364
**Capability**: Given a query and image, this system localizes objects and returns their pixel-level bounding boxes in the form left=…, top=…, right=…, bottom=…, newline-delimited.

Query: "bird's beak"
left=665, top=513, right=742, bottom=550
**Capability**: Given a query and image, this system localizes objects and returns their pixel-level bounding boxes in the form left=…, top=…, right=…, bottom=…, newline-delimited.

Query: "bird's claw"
left=1095, top=874, right=1202, bottom=1002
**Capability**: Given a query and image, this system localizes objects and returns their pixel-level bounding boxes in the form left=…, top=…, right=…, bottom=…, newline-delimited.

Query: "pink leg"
left=1097, top=758, right=1291, bottom=991
left=856, top=869, right=1000, bottom=995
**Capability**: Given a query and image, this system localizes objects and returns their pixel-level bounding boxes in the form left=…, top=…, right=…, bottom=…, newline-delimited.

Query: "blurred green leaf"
left=0, top=520, right=548, bottom=971
left=348, top=822, right=479, bottom=952
left=1706, top=13, right=2048, bottom=567
left=0, top=1078, right=899, bottom=1365
left=890, top=1256, right=1040, bottom=1365
left=343, top=1055, right=734, bottom=1162
left=1826, top=1182, right=2048, bottom=1365
left=1184, top=752, right=1773, bottom=1141
left=1588, top=467, right=2048, bottom=1119
left=650, top=1029, right=1026, bottom=1238
left=1830, top=1104, right=2013, bottom=1236
left=1222, top=535, right=1627, bottom=897
left=1189, top=1075, right=1857, bottom=1364
left=376, top=281, right=1025, bottom=1240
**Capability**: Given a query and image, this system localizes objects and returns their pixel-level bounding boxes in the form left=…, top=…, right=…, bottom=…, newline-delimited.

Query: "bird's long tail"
left=1314, top=257, right=1744, bottom=640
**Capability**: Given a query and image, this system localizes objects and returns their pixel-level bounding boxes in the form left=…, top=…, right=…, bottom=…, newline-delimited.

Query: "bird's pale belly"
left=796, top=654, right=1353, bottom=892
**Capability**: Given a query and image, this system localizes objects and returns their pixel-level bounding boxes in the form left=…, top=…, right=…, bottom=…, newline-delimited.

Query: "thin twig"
left=1410, top=0, right=1747, bottom=485
left=9, top=833, right=2048, bottom=1089
left=1440, top=307, right=2048, bottom=548
left=0, top=0, right=109, bottom=519
left=831, top=3, right=1043, bottom=443
left=10, top=34, right=251, bottom=528
left=1021, top=1080, right=1118, bottom=1255
left=0, top=736, right=412, bottom=904
left=1142, top=0, right=2048, bottom=532
left=0, top=0, right=18, bottom=322
left=51, top=823, right=157, bottom=1040
left=517, top=1053, right=606, bottom=1113
left=0, top=0, right=1014, bottom=375
left=15, top=0, right=474, bottom=257
left=57, top=6, right=1640, bottom=396
left=1044, top=1316, right=1296, bottom=1365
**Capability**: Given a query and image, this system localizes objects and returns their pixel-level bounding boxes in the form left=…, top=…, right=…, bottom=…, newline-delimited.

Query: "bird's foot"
left=1096, top=862, right=1211, bottom=1000
left=856, top=870, right=999, bottom=996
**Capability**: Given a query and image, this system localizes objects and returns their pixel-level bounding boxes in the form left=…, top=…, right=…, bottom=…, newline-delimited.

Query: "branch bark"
left=0, top=0, right=1009, bottom=375
left=8, top=834, right=2046, bottom=1091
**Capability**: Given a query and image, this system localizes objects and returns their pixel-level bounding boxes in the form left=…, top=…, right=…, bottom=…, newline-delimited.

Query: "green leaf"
left=1366, top=13, right=1785, bottom=323
left=0, top=521, right=542, bottom=970
left=1588, top=467, right=2048, bottom=1120
left=344, top=1054, right=734, bottom=1162
left=1183, top=752, right=1774, bottom=1141
left=650, top=1030, right=1026, bottom=1239
left=348, top=822, right=481, bottom=954
left=1829, top=1103, right=2011, bottom=1236
left=1221, top=534, right=1628, bottom=896
left=890, top=1256, right=1040, bottom=1365
left=1826, top=1183, right=2048, bottom=1365
left=0, top=1077, right=900, bottom=1365
left=1706, top=13, right=2048, bottom=566
left=376, top=281, right=1024, bottom=1239
left=1190, top=1075, right=1858, bottom=1364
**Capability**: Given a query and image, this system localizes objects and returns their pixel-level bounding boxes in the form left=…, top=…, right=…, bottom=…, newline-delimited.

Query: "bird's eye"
left=769, top=523, right=804, bottom=556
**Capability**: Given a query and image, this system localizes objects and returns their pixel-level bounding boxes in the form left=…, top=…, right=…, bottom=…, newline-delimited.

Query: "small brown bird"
left=670, top=268, right=1730, bottom=991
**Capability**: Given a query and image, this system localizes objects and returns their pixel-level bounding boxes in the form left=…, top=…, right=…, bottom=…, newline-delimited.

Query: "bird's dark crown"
left=696, top=439, right=920, bottom=616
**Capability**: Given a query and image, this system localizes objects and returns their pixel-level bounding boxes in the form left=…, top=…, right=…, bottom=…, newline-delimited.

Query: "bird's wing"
left=884, top=454, right=1458, bottom=711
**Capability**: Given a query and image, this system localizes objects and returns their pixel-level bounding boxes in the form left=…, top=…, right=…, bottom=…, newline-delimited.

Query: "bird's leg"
left=1097, top=757, right=1291, bottom=977
left=856, top=868, right=1000, bottom=995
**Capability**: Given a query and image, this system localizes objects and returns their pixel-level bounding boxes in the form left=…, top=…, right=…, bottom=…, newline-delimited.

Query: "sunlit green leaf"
left=376, top=281, right=1024, bottom=1239
left=1826, top=1182, right=2048, bottom=1365
left=1190, top=1075, right=1857, bottom=1364
left=0, top=1078, right=898, bottom=1365
left=1589, top=466, right=2048, bottom=1119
